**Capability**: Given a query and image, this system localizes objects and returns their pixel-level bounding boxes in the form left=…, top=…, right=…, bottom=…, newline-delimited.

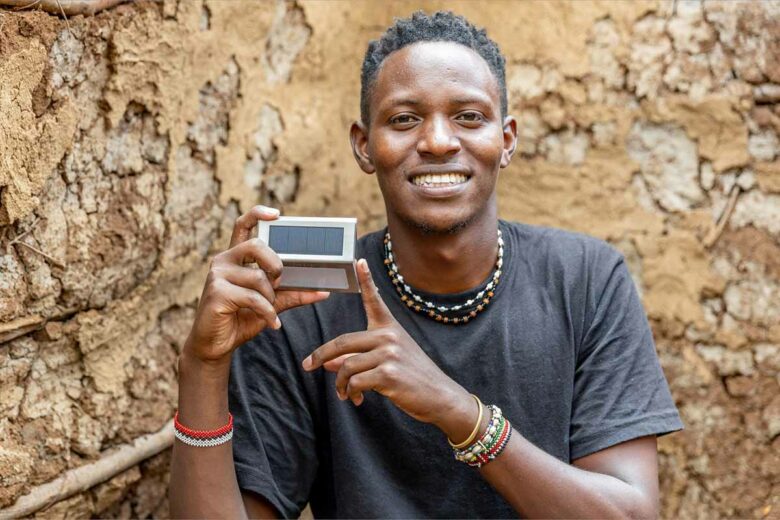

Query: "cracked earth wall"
left=0, top=0, right=778, bottom=517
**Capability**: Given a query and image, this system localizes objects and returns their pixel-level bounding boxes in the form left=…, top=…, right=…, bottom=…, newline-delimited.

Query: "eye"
left=389, top=114, right=418, bottom=126
left=456, top=111, right=485, bottom=124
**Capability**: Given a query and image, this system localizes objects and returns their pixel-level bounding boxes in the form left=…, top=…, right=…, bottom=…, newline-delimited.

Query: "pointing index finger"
left=358, top=258, right=393, bottom=326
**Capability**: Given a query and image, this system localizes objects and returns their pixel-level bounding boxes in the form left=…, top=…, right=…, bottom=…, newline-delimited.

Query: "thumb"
left=357, top=258, right=393, bottom=327
left=274, top=290, right=331, bottom=313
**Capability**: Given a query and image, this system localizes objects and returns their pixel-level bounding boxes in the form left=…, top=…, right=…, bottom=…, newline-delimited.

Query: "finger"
left=229, top=205, right=280, bottom=249
left=322, top=353, right=357, bottom=372
left=212, top=278, right=280, bottom=329
left=357, top=258, right=393, bottom=327
left=345, top=367, right=386, bottom=406
left=225, top=238, right=284, bottom=284
left=220, top=264, right=276, bottom=305
left=274, top=290, right=330, bottom=314
left=334, top=350, right=383, bottom=400
left=302, top=330, right=382, bottom=371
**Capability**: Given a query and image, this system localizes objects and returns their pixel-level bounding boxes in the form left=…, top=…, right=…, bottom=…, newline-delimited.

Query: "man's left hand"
left=302, top=258, right=467, bottom=426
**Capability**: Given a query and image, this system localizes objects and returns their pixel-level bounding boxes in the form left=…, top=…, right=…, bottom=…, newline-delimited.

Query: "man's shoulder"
left=501, top=220, right=624, bottom=272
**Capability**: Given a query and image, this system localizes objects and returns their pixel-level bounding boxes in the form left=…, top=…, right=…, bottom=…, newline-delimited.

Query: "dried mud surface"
left=1, top=0, right=779, bottom=517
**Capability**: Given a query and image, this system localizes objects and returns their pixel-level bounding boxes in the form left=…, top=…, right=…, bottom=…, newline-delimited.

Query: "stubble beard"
left=398, top=207, right=481, bottom=236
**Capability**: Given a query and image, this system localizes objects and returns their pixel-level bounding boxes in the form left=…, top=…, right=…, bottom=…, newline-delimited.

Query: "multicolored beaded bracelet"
left=174, top=411, right=234, bottom=448
left=452, top=404, right=513, bottom=468
left=469, top=418, right=512, bottom=468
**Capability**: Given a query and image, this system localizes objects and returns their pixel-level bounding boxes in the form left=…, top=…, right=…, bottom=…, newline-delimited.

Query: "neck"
left=385, top=208, right=499, bottom=294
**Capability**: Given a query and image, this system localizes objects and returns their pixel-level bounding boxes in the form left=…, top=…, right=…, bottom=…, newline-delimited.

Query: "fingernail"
left=274, top=317, right=282, bottom=329
left=359, top=258, right=369, bottom=273
left=302, top=356, right=312, bottom=370
left=263, top=207, right=280, bottom=216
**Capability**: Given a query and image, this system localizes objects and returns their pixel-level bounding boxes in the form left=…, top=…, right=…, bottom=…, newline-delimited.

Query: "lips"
left=405, top=166, right=471, bottom=198
left=407, top=164, right=472, bottom=187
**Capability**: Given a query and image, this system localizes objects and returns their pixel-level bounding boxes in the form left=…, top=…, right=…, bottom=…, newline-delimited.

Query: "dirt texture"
left=0, top=0, right=778, bottom=518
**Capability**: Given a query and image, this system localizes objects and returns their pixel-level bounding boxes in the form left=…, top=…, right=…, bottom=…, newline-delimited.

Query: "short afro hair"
left=360, top=11, right=507, bottom=126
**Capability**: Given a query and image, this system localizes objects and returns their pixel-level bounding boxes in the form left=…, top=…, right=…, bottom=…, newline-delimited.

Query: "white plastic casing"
left=257, top=216, right=359, bottom=293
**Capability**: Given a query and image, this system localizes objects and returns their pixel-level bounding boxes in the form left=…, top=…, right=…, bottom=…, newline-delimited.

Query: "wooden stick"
left=0, top=307, right=80, bottom=345
left=0, top=315, right=43, bottom=335
left=0, top=0, right=128, bottom=15
left=0, top=420, right=174, bottom=519
left=703, top=185, right=741, bottom=248
left=14, top=241, right=66, bottom=269
left=8, top=216, right=40, bottom=246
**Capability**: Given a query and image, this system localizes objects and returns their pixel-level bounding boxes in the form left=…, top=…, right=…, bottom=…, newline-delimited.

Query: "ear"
left=500, top=116, right=518, bottom=169
left=349, top=121, right=375, bottom=174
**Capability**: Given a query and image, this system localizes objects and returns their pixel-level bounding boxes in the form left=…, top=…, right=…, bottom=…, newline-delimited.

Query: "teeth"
left=412, top=173, right=468, bottom=186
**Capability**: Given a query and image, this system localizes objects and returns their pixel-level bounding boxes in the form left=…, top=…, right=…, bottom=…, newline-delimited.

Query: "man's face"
left=352, top=41, right=516, bottom=234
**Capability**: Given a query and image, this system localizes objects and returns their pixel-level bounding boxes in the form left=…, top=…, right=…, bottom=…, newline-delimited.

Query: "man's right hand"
left=183, top=205, right=331, bottom=366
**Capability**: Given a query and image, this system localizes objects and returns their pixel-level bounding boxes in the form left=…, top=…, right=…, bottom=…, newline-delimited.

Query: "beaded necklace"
left=382, top=228, right=504, bottom=325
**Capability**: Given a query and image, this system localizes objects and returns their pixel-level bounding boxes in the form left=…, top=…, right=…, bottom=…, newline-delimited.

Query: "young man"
left=170, top=11, right=682, bottom=518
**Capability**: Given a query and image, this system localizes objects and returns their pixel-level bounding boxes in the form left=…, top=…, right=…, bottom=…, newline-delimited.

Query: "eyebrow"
left=380, top=95, right=492, bottom=110
left=383, top=98, right=422, bottom=108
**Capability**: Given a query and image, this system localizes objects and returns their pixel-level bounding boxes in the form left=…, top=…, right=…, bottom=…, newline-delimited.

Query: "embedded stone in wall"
left=627, top=122, right=703, bottom=211
left=748, top=130, right=779, bottom=162
left=263, top=1, right=312, bottom=84
left=695, top=344, right=755, bottom=376
left=587, top=18, right=624, bottom=89
left=663, top=52, right=713, bottom=99
left=539, top=130, right=589, bottom=166
left=667, top=1, right=716, bottom=55
left=705, top=0, right=780, bottom=84
left=0, top=249, right=30, bottom=321
left=516, top=110, right=547, bottom=155
left=627, top=14, right=671, bottom=99
left=507, top=63, right=562, bottom=106
left=244, top=104, right=284, bottom=201
left=723, top=278, right=780, bottom=328
left=730, top=190, right=780, bottom=235
left=187, top=58, right=240, bottom=164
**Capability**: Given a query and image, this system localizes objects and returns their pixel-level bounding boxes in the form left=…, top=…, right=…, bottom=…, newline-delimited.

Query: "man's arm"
left=480, top=432, right=659, bottom=519
left=169, top=205, right=328, bottom=519
left=433, top=388, right=659, bottom=518
left=308, top=260, right=665, bottom=518
left=169, top=354, right=251, bottom=519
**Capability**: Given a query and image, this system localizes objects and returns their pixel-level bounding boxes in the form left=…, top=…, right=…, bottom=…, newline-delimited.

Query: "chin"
left=401, top=211, right=477, bottom=235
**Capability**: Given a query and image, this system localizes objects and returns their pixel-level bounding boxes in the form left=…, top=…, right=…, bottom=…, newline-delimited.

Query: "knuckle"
left=211, top=277, right=229, bottom=292
left=381, top=330, right=399, bottom=344
left=342, top=356, right=356, bottom=373
left=348, top=374, right=364, bottom=391
left=211, top=252, right=227, bottom=266
left=253, top=292, right=271, bottom=310
left=379, top=363, right=397, bottom=381
left=384, top=344, right=401, bottom=360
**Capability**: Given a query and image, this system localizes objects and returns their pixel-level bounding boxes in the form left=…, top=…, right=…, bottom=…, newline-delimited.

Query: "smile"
left=410, top=173, right=469, bottom=187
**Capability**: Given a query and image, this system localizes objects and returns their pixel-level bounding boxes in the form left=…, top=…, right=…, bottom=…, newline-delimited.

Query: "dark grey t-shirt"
left=228, top=220, right=683, bottom=518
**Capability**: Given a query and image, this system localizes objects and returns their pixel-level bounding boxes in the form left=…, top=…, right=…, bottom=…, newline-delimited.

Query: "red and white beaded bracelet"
left=174, top=411, right=234, bottom=448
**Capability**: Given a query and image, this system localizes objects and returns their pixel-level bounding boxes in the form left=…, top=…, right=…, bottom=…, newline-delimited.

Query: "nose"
left=416, top=115, right=461, bottom=158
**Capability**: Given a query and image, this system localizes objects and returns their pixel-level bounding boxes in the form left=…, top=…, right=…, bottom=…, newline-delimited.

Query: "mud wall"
left=0, top=0, right=778, bottom=517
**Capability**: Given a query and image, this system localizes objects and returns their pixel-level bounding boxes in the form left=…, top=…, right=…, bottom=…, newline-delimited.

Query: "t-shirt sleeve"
left=228, top=312, right=322, bottom=519
left=569, top=246, right=683, bottom=461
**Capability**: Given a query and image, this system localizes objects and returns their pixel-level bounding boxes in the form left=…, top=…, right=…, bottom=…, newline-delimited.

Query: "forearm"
left=479, top=434, right=655, bottom=518
left=434, top=392, right=655, bottom=519
left=169, top=352, right=248, bottom=519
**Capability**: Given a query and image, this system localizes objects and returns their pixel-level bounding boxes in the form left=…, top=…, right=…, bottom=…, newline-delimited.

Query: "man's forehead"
left=372, top=41, right=500, bottom=107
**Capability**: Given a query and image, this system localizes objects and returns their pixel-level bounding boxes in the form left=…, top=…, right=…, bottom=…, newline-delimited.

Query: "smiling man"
left=170, top=11, right=683, bottom=519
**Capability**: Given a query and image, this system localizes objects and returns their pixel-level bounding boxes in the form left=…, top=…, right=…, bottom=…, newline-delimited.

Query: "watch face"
left=268, top=225, right=344, bottom=256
